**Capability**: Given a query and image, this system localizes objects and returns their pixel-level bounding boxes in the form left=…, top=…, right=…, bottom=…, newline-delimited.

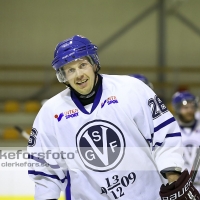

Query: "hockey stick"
left=14, top=126, right=30, bottom=140
left=190, top=146, right=200, bottom=182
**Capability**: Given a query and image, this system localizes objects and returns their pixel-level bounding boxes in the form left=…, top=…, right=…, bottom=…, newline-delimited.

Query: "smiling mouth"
left=76, top=79, right=88, bottom=85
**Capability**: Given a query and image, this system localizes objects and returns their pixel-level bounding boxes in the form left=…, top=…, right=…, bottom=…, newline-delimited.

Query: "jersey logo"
left=55, top=109, right=79, bottom=122
left=101, top=96, right=118, bottom=108
left=76, top=120, right=125, bottom=171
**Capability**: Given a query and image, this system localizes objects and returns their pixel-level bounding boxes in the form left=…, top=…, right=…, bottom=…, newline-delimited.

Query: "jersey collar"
left=180, top=119, right=197, bottom=135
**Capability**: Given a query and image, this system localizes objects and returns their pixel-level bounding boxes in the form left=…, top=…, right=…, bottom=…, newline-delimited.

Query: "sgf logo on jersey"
left=76, top=120, right=126, bottom=171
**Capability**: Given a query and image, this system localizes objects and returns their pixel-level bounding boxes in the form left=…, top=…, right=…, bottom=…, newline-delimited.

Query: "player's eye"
left=67, top=68, right=75, bottom=74
left=80, top=62, right=88, bottom=68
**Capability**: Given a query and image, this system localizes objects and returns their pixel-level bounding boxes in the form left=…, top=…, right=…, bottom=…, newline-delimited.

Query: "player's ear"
left=93, top=64, right=98, bottom=72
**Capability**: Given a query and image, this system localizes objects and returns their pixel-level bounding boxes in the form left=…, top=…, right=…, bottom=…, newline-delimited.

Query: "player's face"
left=179, top=102, right=196, bottom=123
left=63, top=57, right=97, bottom=95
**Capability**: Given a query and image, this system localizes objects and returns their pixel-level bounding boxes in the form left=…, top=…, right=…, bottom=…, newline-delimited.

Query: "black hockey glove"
left=160, top=169, right=200, bottom=200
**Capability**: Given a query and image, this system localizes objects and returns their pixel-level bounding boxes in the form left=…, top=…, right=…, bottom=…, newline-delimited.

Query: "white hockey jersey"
left=196, top=111, right=200, bottom=120
left=179, top=119, right=200, bottom=190
left=27, top=75, right=184, bottom=200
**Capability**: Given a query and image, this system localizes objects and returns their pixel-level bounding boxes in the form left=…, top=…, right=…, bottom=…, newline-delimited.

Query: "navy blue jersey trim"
left=147, top=139, right=152, bottom=143
left=152, top=132, right=181, bottom=150
left=28, top=154, right=60, bottom=169
left=153, top=142, right=163, bottom=147
left=28, top=170, right=67, bottom=183
left=146, top=133, right=154, bottom=143
left=154, top=117, right=175, bottom=132
left=152, top=142, right=163, bottom=150
left=65, top=170, right=71, bottom=200
left=166, top=132, right=181, bottom=138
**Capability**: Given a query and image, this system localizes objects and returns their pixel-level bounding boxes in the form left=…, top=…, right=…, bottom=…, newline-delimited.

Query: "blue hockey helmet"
left=172, top=91, right=198, bottom=112
left=129, top=74, right=153, bottom=89
left=52, top=35, right=100, bottom=82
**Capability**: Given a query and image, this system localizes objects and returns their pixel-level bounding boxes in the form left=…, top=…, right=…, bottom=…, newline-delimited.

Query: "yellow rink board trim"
left=0, top=196, right=65, bottom=200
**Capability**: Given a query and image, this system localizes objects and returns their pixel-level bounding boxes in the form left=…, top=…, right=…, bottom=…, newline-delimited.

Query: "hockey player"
left=196, top=100, right=200, bottom=120
left=129, top=74, right=154, bottom=89
left=172, top=91, right=200, bottom=191
left=27, top=35, right=200, bottom=200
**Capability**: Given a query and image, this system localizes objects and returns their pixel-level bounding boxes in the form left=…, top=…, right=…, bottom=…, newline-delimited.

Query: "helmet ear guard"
left=56, top=69, right=67, bottom=83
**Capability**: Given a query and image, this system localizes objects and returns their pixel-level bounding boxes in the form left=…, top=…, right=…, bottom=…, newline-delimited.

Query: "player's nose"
left=75, top=69, right=84, bottom=79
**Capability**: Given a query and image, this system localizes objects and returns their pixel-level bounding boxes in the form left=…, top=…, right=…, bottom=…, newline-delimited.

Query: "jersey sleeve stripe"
left=148, top=132, right=181, bottom=146
left=165, top=132, right=181, bottom=138
left=153, top=142, right=163, bottom=147
left=147, top=139, right=152, bottom=143
left=154, top=117, right=175, bottom=133
left=146, top=133, right=154, bottom=143
left=65, top=170, right=72, bottom=200
left=28, top=154, right=60, bottom=169
left=28, top=170, right=67, bottom=183
left=152, top=132, right=181, bottom=150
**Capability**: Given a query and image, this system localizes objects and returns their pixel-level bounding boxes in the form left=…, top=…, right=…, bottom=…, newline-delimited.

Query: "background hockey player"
left=129, top=74, right=154, bottom=89
left=172, top=91, right=200, bottom=192
left=27, top=35, right=200, bottom=200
